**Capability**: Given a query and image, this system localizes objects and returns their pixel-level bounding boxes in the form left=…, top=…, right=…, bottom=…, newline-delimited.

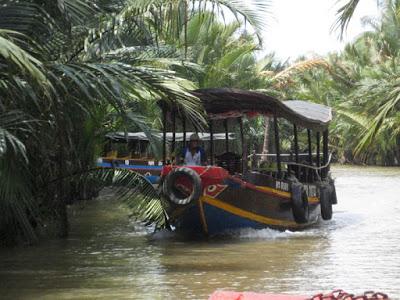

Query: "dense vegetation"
left=287, top=0, right=400, bottom=165
left=1, top=0, right=399, bottom=245
left=0, top=0, right=268, bottom=245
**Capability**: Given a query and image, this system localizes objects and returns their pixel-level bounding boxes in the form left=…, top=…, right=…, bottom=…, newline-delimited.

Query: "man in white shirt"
left=181, top=133, right=206, bottom=165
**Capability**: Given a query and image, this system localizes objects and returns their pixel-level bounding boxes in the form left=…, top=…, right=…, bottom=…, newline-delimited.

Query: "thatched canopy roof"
left=191, top=88, right=332, bottom=131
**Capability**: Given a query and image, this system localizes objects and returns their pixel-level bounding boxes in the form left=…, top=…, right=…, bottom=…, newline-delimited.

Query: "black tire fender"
left=163, top=167, right=202, bottom=205
left=290, top=180, right=309, bottom=224
left=330, top=183, right=338, bottom=205
left=319, top=183, right=333, bottom=220
left=328, top=175, right=338, bottom=205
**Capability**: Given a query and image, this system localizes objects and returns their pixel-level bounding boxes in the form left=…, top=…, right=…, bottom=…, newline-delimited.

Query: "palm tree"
left=278, top=0, right=400, bottom=165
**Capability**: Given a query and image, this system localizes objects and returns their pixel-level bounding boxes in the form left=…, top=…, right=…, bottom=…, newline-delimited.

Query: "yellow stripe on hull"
left=200, top=195, right=299, bottom=227
left=254, top=185, right=291, bottom=198
left=308, top=197, right=319, bottom=204
left=251, top=185, right=319, bottom=204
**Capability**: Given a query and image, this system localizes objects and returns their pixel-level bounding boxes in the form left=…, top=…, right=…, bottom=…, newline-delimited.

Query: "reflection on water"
left=0, top=166, right=400, bottom=299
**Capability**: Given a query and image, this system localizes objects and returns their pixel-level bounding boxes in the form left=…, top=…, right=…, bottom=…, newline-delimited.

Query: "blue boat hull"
left=172, top=198, right=320, bottom=236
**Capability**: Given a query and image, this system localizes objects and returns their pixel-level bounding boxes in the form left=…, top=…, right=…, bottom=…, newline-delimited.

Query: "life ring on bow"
left=163, top=167, right=202, bottom=205
left=291, top=181, right=309, bottom=224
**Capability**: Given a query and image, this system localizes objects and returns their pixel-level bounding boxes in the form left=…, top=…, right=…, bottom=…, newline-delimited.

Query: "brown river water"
left=0, top=166, right=400, bottom=299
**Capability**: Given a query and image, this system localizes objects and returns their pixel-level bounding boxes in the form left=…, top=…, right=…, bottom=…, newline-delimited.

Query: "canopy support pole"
left=316, top=131, right=321, bottom=178
left=273, top=114, right=282, bottom=178
left=293, top=124, right=299, bottom=178
left=171, top=110, right=176, bottom=162
left=182, top=115, right=186, bottom=148
left=224, top=119, right=229, bottom=153
left=209, top=120, right=214, bottom=165
left=239, top=117, right=247, bottom=174
left=323, top=129, right=329, bottom=179
left=307, top=129, right=313, bottom=182
left=307, top=129, right=312, bottom=165
left=162, top=106, right=167, bottom=165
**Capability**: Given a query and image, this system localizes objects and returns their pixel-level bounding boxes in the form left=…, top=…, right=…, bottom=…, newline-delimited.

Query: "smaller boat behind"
left=97, top=131, right=234, bottom=184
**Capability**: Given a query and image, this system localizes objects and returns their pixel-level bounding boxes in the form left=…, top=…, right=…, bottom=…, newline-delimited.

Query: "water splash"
left=220, top=227, right=318, bottom=240
left=149, top=228, right=177, bottom=240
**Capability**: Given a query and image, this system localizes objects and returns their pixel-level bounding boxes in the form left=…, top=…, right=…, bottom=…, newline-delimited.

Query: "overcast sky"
left=261, top=0, right=380, bottom=60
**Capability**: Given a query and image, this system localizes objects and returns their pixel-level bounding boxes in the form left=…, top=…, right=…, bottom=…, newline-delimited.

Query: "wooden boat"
left=159, top=88, right=337, bottom=235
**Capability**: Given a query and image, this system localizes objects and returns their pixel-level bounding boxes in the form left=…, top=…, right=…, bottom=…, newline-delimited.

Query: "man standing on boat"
left=181, top=133, right=206, bottom=165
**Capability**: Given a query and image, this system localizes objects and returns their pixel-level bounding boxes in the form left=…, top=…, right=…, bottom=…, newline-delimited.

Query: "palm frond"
left=214, top=0, right=271, bottom=44
left=0, top=110, right=36, bottom=161
left=48, top=61, right=204, bottom=126
left=0, top=111, right=38, bottom=244
left=65, top=168, right=168, bottom=228
left=355, top=81, right=400, bottom=154
left=56, top=0, right=101, bottom=25
left=332, top=0, right=361, bottom=39
left=0, top=1, right=56, bottom=40
left=124, top=110, right=163, bottom=158
left=334, top=107, right=368, bottom=129
left=270, top=58, right=330, bottom=88
left=0, top=30, right=49, bottom=85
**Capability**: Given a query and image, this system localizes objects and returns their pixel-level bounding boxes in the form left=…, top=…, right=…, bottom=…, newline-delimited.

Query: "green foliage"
left=0, top=0, right=268, bottom=245
left=283, top=0, right=400, bottom=165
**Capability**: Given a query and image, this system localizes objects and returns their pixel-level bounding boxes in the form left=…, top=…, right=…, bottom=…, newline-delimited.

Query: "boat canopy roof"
left=191, top=88, right=332, bottom=130
left=106, top=131, right=235, bottom=142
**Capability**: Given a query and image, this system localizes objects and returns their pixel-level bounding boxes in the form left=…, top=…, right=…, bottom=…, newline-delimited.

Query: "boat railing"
left=247, top=152, right=322, bottom=159
left=248, top=152, right=332, bottom=182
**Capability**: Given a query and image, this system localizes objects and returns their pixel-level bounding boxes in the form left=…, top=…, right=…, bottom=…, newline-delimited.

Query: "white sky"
left=261, top=0, right=380, bottom=60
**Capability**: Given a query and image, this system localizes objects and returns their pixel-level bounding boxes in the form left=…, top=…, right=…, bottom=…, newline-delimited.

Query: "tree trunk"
left=56, top=128, right=69, bottom=238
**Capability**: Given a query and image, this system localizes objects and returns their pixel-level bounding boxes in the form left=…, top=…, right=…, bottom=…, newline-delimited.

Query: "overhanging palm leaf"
left=215, top=0, right=270, bottom=44
left=55, top=0, right=100, bottom=25
left=47, top=62, right=205, bottom=125
left=333, top=0, right=361, bottom=39
left=335, top=107, right=368, bottom=129
left=81, top=0, right=270, bottom=60
left=0, top=110, right=38, bottom=245
left=0, top=110, right=36, bottom=161
left=65, top=168, right=168, bottom=228
left=106, top=169, right=167, bottom=228
left=0, top=30, right=48, bottom=85
left=124, top=110, right=163, bottom=158
left=0, top=1, right=55, bottom=40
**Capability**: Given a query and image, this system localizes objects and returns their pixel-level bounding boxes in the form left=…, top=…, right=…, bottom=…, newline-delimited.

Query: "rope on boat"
left=246, top=152, right=332, bottom=171
left=307, top=290, right=389, bottom=300
left=286, top=153, right=332, bottom=171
